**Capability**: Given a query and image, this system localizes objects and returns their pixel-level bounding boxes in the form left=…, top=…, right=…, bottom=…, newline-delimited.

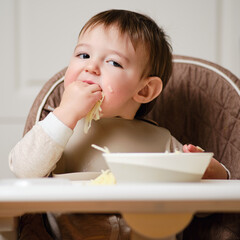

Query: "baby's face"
left=64, top=24, right=148, bottom=119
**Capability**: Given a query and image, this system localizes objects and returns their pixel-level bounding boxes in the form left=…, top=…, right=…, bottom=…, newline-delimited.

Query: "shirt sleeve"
left=38, top=112, right=73, bottom=148
left=9, top=113, right=73, bottom=178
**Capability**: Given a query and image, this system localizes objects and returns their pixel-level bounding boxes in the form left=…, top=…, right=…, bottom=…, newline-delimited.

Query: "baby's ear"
left=133, top=77, right=163, bottom=103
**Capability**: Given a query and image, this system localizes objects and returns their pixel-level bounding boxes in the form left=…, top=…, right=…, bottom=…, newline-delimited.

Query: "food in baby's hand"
left=84, top=93, right=104, bottom=134
left=91, top=169, right=116, bottom=185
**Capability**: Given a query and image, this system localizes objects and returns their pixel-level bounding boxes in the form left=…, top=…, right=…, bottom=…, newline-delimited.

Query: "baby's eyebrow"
left=74, top=43, right=89, bottom=51
left=109, top=49, right=129, bottom=63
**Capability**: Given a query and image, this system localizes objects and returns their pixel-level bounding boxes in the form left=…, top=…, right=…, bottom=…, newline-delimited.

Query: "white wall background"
left=0, top=0, right=239, bottom=179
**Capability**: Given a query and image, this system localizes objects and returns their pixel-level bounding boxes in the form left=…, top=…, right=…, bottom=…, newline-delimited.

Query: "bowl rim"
left=102, top=152, right=214, bottom=157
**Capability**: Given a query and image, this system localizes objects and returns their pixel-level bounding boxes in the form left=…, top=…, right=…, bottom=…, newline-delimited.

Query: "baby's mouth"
left=82, top=80, right=95, bottom=85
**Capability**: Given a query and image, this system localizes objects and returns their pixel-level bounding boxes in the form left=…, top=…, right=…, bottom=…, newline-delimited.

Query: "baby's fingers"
left=183, top=144, right=204, bottom=153
left=88, top=83, right=102, bottom=93
left=92, top=90, right=104, bottom=102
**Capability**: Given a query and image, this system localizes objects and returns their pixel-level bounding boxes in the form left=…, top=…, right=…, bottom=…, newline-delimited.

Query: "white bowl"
left=103, top=152, right=213, bottom=183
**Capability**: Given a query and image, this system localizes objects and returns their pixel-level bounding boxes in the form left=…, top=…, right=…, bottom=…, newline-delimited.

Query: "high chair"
left=13, top=55, right=240, bottom=239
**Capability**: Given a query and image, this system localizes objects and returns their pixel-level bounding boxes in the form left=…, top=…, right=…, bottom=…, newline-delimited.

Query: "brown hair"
left=79, top=9, right=172, bottom=117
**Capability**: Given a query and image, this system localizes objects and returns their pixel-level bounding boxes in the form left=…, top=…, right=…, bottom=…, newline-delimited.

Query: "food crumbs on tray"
left=90, top=169, right=116, bottom=185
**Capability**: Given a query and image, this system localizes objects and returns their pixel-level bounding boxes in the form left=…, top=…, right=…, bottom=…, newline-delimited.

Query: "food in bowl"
left=102, top=152, right=213, bottom=183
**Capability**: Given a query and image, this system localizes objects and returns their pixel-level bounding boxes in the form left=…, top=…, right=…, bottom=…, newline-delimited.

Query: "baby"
left=9, top=9, right=229, bottom=240
left=9, top=9, right=229, bottom=179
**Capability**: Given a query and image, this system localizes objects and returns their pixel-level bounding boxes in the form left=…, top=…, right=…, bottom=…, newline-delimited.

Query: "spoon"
left=91, top=144, right=110, bottom=153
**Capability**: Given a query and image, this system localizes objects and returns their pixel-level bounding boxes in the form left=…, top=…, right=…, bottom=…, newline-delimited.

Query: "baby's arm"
left=9, top=113, right=73, bottom=178
left=183, top=144, right=229, bottom=179
left=9, top=80, right=102, bottom=178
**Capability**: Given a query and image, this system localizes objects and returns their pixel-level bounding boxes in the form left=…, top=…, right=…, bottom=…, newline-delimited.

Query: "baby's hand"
left=53, top=81, right=102, bottom=129
left=183, top=144, right=228, bottom=179
left=182, top=144, right=204, bottom=153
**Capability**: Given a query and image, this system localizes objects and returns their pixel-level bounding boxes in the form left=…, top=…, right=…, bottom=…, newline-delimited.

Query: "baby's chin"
left=99, top=111, right=117, bottom=119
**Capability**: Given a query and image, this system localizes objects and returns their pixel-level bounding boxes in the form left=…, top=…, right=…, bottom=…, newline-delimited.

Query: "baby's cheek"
left=64, top=73, right=76, bottom=89
left=101, top=85, right=114, bottom=103
left=102, top=90, right=118, bottom=109
left=103, top=83, right=128, bottom=104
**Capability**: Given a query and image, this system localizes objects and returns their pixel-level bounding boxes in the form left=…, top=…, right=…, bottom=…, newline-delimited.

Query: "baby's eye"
left=108, top=60, right=122, bottom=68
left=78, top=53, right=90, bottom=59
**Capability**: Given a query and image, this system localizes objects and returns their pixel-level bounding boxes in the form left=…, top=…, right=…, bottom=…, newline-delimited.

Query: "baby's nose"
left=85, top=61, right=100, bottom=75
